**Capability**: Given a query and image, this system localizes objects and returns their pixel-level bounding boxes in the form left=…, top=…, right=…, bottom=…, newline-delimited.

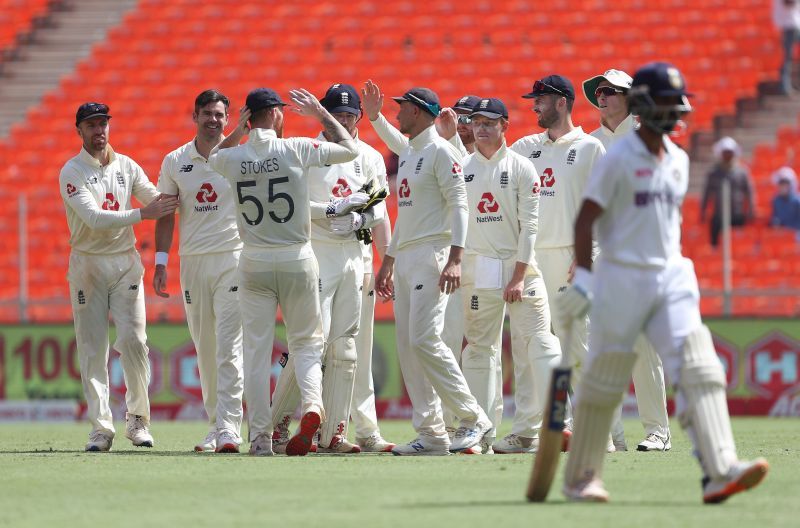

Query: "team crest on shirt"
left=499, top=171, right=508, bottom=187
left=415, top=158, right=424, bottom=174
left=116, top=172, right=124, bottom=185
left=566, top=149, right=577, bottom=165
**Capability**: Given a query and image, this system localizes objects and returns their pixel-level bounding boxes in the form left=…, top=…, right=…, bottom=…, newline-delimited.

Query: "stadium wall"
left=0, top=319, right=798, bottom=420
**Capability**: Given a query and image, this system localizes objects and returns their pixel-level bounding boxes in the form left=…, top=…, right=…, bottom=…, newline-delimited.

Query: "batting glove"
left=326, top=192, right=370, bottom=217
left=330, top=212, right=365, bottom=233
left=558, top=267, right=593, bottom=320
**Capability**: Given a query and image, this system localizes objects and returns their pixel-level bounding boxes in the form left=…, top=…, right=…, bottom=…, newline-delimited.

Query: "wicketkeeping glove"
left=330, top=212, right=366, bottom=233
left=557, top=267, right=593, bottom=320
left=326, top=192, right=370, bottom=217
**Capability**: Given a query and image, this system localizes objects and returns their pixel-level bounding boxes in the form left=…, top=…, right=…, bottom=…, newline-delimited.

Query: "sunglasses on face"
left=457, top=115, right=472, bottom=124
left=533, top=80, right=568, bottom=98
left=595, top=86, right=624, bottom=97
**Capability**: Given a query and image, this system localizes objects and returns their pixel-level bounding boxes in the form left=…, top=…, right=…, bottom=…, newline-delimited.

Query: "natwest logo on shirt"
left=452, top=162, right=463, bottom=179
left=398, top=178, right=412, bottom=207
left=331, top=178, right=352, bottom=198
left=477, top=192, right=499, bottom=213
left=196, top=182, right=218, bottom=203
left=66, top=183, right=78, bottom=197
left=540, top=168, right=555, bottom=187
left=102, top=193, right=119, bottom=211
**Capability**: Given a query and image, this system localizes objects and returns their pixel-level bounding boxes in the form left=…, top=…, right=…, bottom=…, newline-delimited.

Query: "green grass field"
left=0, top=418, right=797, bottom=528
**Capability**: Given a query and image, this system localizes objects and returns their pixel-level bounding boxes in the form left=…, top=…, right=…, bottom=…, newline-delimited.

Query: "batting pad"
left=676, top=325, right=737, bottom=480
left=319, top=336, right=357, bottom=446
left=270, top=354, right=302, bottom=431
left=564, top=352, right=636, bottom=486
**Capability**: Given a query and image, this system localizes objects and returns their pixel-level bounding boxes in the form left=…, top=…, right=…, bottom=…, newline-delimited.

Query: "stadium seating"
left=0, top=0, right=793, bottom=321
left=0, top=0, right=51, bottom=61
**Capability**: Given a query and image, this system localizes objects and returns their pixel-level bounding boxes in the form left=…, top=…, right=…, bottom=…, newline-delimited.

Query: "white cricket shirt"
left=208, top=128, right=348, bottom=260
left=60, top=146, right=159, bottom=255
left=583, top=132, right=688, bottom=268
left=589, top=114, right=636, bottom=151
left=158, top=139, right=242, bottom=256
left=370, top=115, right=467, bottom=256
left=462, top=142, right=540, bottom=267
left=511, top=127, right=605, bottom=249
left=307, top=132, right=388, bottom=246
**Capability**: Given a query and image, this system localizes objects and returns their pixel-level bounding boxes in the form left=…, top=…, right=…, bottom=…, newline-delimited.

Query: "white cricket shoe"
left=607, top=435, right=617, bottom=453
left=493, top=434, right=536, bottom=454
left=637, top=433, right=671, bottom=452
left=249, top=433, right=273, bottom=456
left=357, top=432, right=395, bottom=453
left=702, top=458, right=769, bottom=504
left=85, top=431, right=113, bottom=452
left=563, top=477, right=610, bottom=503
left=215, top=430, right=241, bottom=453
left=318, top=435, right=362, bottom=454
left=449, top=418, right=492, bottom=452
left=391, top=437, right=450, bottom=456
left=194, top=431, right=216, bottom=452
left=125, top=414, right=154, bottom=448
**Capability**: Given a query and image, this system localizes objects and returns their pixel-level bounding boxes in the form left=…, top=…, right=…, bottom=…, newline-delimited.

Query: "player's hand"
left=236, top=105, right=251, bottom=135
left=435, top=107, right=458, bottom=140
left=153, top=265, right=169, bottom=298
left=503, top=277, right=524, bottom=303
left=376, top=256, right=395, bottom=299
left=326, top=192, right=370, bottom=217
left=330, top=212, right=365, bottom=233
left=558, top=267, right=593, bottom=320
left=439, top=260, right=461, bottom=294
left=362, top=80, right=383, bottom=121
left=289, top=88, right=325, bottom=118
left=140, top=194, right=179, bottom=220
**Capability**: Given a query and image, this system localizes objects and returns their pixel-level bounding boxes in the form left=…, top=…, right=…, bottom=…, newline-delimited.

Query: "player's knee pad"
left=575, top=351, right=637, bottom=408
left=270, top=354, right=301, bottom=428
left=677, top=325, right=726, bottom=388
left=321, top=337, right=357, bottom=442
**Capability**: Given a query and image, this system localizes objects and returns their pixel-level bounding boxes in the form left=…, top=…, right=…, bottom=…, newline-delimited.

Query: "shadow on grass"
left=397, top=498, right=704, bottom=509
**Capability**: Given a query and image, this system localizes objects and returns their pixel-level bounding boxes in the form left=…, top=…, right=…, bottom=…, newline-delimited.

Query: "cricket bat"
left=526, top=319, right=572, bottom=502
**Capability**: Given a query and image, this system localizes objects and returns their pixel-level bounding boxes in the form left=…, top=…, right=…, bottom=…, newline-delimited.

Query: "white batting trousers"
left=351, top=269, right=381, bottom=438
left=180, top=252, right=244, bottom=437
left=68, top=249, right=150, bottom=435
left=393, top=241, right=485, bottom=440
left=238, top=251, right=324, bottom=442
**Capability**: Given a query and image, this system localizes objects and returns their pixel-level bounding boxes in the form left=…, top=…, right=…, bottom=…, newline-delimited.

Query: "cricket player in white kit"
left=153, top=89, right=244, bottom=453
left=583, top=69, right=672, bottom=452
left=269, top=83, right=393, bottom=454
left=460, top=98, right=562, bottom=455
left=364, top=81, right=491, bottom=455
left=209, top=87, right=359, bottom=456
left=60, top=102, right=179, bottom=451
left=560, top=63, right=768, bottom=503
left=510, top=75, right=606, bottom=447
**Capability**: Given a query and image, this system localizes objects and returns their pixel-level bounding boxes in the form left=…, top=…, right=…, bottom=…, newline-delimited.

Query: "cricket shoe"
left=249, top=433, right=274, bottom=456
left=493, top=434, right=536, bottom=454
left=125, top=414, right=154, bottom=448
left=702, top=458, right=769, bottom=504
left=272, top=417, right=291, bottom=455
left=318, top=435, right=362, bottom=454
left=215, top=430, right=241, bottom=453
left=637, top=433, right=671, bottom=452
left=391, top=437, right=450, bottom=456
left=449, top=418, right=492, bottom=452
left=607, top=436, right=617, bottom=453
left=563, top=477, right=610, bottom=503
left=85, top=431, right=113, bottom=452
left=357, top=432, right=395, bottom=453
left=194, top=431, right=216, bottom=452
left=285, top=411, right=321, bottom=456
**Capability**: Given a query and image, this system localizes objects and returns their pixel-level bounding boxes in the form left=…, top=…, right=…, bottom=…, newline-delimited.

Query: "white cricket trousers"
left=393, top=241, right=485, bottom=440
left=238, top=250, right=324, bottom=441
left=351, top=267, right=380, bottom=438
left=461, top=255, right=561, bottom=438
left=68, top=249, right=150, bottom=435
left=180, top=252, right=244, bottom=437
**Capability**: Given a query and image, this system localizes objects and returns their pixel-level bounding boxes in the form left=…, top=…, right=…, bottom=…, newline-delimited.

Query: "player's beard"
left=537, top=108, right=557, bottom=129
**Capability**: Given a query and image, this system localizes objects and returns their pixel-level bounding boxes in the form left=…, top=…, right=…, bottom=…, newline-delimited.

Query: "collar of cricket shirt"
left=474, top=140, right=508, bottom=163
left=79, top=144, right=116, bottom=167
left=600, top=114, right=636, bottom=138
left=248, top=128, right=278, bottom=144
left=408, top=124, right=437, bottom=151
left=545, top=126, right=584, bottom=145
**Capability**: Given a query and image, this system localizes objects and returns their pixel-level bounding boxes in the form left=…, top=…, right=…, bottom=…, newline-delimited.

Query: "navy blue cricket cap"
left=452, top=95, right=481, bottom=113
left=246, top=88, right=287, bottom=113
left=321, top=83, right=361, bottom=115
left=76, top=102, right=111, bottom=126
left=392, top=87, right=441, bottom=117
left=470, top=98, right=508, bottom=119
left=522, top=75, right=575, bottom=99
left=630, top=62, right=692, bottom=98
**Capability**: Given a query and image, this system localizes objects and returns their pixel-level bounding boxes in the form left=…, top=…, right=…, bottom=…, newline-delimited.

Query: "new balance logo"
left=558, top=286, right=567, bottom=293
left=567, top=149, right=577, bottom=164
left=77, top=290, right=85, bottom=305
left=527, top=290, right=535, bottom=296
left=415, top=284, right=423, bottom=290
left=128, top=284, right=138, bottom=291
left=464, top=174, right=474, bottom=183
left=471, top=295, right=479, bottom=310
left=411, top=441, right=424, bottom=452
left=229, top=286, right=238, bottom=292
left=368, top=289, right=374, bottom=297
left=529, top=151, right=542, bottom=159
left=184, top=290, right=192, bottom=304
left=179, top=164, right=194, bottom=173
